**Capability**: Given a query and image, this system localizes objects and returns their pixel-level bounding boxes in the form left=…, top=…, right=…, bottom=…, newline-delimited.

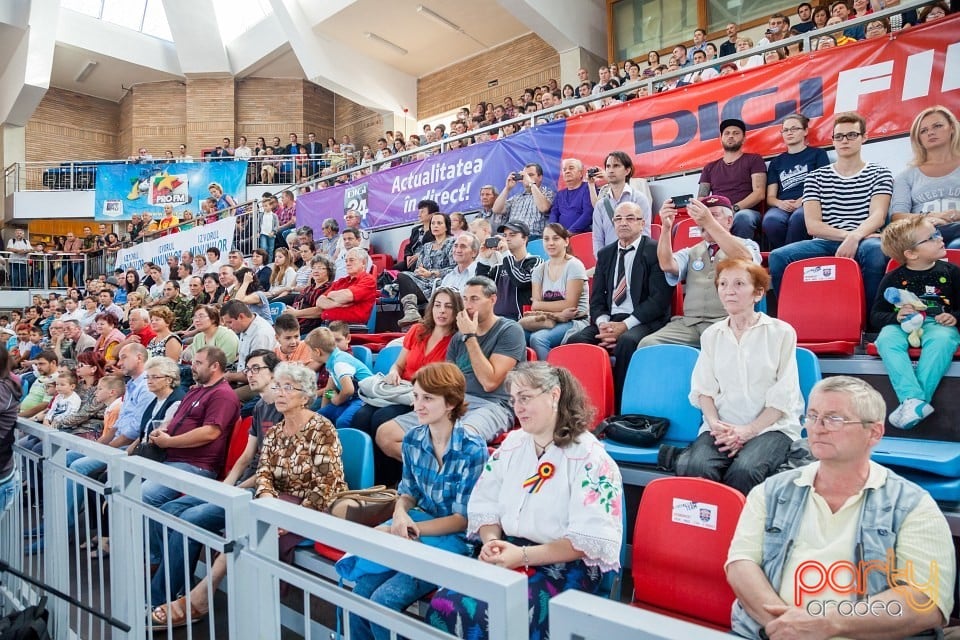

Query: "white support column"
left=0, top=0, right=59, bottom=126
left=161, top=0, right=231, bottom=75
left=497, top=0, right=607, bottom=61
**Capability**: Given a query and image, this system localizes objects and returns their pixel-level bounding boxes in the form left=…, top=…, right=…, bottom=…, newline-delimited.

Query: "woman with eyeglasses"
left=658, top=259, right=803, bottom=495
left=428, top=362, right=623, bottom=640
left=53, top=350, right=107, bottom=440
left=346, top=362, right=487, bottom=640
left=889, top=106, right=960, bottom=248
left=255, top=362, right=347, bottom=559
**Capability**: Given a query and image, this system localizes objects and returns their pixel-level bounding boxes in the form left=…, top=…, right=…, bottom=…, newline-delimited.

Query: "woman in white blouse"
left=659, top=259, right=803, bottom=495
left=428, top=362, right=623, bottom=640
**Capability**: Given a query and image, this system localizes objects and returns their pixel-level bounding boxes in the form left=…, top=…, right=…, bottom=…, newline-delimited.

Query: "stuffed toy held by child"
left=884, top=287, right=926, bottom=348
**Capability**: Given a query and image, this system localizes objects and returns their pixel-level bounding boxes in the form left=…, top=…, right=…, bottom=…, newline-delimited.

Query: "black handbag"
left=594, top=414, right=669, bottom=447
left=131, top=440, right=167, bottom=463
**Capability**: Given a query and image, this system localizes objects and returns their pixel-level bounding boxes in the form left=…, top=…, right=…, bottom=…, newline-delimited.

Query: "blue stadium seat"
left=527, top=238, right=548, bottom=259
left=601, top=344, right=702, bottom=465
left=351, top=345, right=373, bottom=369
left=338, top=428, right=375, bottom=490
left=895, top=468, right=960, bottom=503
left=795, top=347, right=821, bottom=411
left=349, top=304, right=378, bottom=334
left=871, top=438, right=960, bottom=478
left=269, top=301, right=286, bottom=321
left=373, top=344, right=402, bottom=375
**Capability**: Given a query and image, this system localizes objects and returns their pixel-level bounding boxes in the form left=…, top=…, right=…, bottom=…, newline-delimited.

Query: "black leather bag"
left=131, top=441, right=167, bottom=463
left=594, top=414, right=670, bottom=447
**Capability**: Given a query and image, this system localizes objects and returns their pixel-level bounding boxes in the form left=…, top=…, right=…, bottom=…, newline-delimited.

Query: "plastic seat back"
left=623, top=345, right=702, bottom=444
left=396, top=239, right=410, bottom=265
left=795, top=347, right=821, bottom=411
left=671, top=218, right=702, bottom=251
left=632, top=477, right=745, bottom=629
left=338, top=428, right=374, bottom=490
left=569, top=232, right=596, bottom=270
left=351, top=345, right=373, bottom=369
left=373, top=344, right=403, bottom=375
left=222, top=417, right=251, bottom=480
left=547, top=344, right=614, bottom=429
left=269, top=301, right=286, bottom=321
left=527, top=238, right=548, bottom=260
left=778, top=257, right=864, bottom=353
left=650, top=223, right=662, bottom=241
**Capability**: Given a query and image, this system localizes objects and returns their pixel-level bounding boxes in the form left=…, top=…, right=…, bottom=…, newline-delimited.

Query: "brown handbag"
left=327, top=486, right=399, bottom=527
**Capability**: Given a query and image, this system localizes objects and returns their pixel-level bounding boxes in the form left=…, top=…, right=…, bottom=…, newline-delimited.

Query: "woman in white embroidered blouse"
left=428, top=362, right=623, bottom=640
left=659, top=258, right=803, bottom=495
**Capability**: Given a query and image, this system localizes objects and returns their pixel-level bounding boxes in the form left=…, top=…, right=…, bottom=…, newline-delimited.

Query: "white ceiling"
left=313, top=0, right=530, bottom=77
left=50, top=43, right=182, bottom=102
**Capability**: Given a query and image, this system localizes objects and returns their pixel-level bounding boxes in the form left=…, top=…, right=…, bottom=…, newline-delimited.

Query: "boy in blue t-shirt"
left=306, top=327, right=372, bottom=429
left=872, top=217, right=960, bottom=429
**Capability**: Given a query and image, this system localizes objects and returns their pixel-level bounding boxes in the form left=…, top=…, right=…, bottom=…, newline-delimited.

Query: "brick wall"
left=119, top=80, right=187, bottom=158
left=25, top=88, right=120, bottom=162
left=236, top=78, right=307, bottom=149
left=185, top=78, right=235, bottom=156
left=417, top=33, right=560, bottom=120
left=302, top=81, right=335, bottom=147
left=334, top=94, right=383, bottom=152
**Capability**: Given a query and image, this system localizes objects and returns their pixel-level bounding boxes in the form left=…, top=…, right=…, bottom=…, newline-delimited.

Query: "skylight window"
left=60, top=0, right=173, bottom=41
left=211, top=0, right=273, bottom=43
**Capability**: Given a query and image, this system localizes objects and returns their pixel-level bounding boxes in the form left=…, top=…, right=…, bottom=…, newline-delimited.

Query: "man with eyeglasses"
left=769, top=111, right=893, bottom=308
left=760, top=114, right=831, bottom=250
left=141, top=346, right=240, bottom=510
left=569, top=201, right=672, bottom=403
left=147, top=350, right=276, bottom=608
left=376, top=276, right=524, bottom=459
left=726, top=376, right=953, bottom=640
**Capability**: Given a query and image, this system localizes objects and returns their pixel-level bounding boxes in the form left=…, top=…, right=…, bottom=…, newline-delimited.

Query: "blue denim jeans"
left=141, top=462, right=216, bottom=508
left=760, top=206, right=810, bottom=250
left=66, top=452, right=107, bottom=529
left=149, top=495, right=227, bottom=606
left=319, top=397, right=364, bottom=429
left=259, top=234, right=275, bottom=261
left=730, top=209, right=761, bottom=240
left=10, top=263, right=27, bottom=289
left=349, top=570, right=438, bottom=640
left=0, top=469, right=19, bottom=517
left=525, top=322, right=575, bottom=361
left=768, top=237, right=886, bottom=310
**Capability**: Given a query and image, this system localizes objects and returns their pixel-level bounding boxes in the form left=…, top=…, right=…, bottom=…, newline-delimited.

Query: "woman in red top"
left=351, top=286, right=463, bottom=483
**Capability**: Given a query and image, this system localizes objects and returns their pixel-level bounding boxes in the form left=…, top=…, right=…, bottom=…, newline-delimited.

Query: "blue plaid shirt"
left=398, top=420, right=488, bottom=518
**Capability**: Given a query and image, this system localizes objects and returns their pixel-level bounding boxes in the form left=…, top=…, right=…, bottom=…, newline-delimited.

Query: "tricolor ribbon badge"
left=522, top=462, right=555, bottom=494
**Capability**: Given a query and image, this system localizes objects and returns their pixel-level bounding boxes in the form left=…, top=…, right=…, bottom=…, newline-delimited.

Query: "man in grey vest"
left=639, top=195, right=759, bottom=347
left=726, top=376, right=953, bottom=639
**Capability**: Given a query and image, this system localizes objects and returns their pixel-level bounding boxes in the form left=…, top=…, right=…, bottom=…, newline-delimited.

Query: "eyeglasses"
left=911, top=229, right=943, bottom=248
left=270, top=383, right=304, bottom=394
left=246, top=365, right=269, bottom=374
left=508, top=389, right=549, bottom=408
left=831, top=131, right=863, bottom=142
left=612, top=216, right=642, bottom=224
left=781, top=126, right=804, bottom=133
left=145, top=374, right=171, bottom=381
left=800, top=413, right=866, bottom=430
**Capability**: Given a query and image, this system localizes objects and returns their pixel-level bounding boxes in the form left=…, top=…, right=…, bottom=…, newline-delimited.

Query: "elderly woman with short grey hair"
left=255, top=362, right=347, bottom=560
left=318, top=218, right=339, bottom=258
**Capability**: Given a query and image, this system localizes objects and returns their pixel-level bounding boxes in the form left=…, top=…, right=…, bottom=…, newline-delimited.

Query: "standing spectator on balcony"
left=60, top=232, right=82, bottom=287
left=719, top=23, right=739, bottom=57
left=209, top=182, right=236, bottom=212
left=492, top=164, right=555, bottom=240
left=175, top=144, right=192, bottom=163
left=233, top=136, right=251, bottom=161
left=574, top=67, right=595, bottom=97
left=687, top=28, right=709, bottom=62
left=793, top=2, right=816, bottom=32
left=757, top=13, right=790, bottom=46
left=592, top=151, right=652, bottom=255
left=769, top=112, right=892, bottom=309
left=548, top=159, right=598, bottom=234
left=698, top=118, right=767, bottom=240
left=6, top=229, right=31, bottom=290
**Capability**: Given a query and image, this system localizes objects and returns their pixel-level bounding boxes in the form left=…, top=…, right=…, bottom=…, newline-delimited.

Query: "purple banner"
left=297, top=121, right=567, bottom=232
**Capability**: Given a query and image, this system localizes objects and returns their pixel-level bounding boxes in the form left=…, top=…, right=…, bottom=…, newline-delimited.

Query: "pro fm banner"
left=299, top=16, right=955, bottom=233
left=297, top=123, right=566, bottom=232
left=114, top=216, right=235, bottom=273
left=94, top=161, right=247, bottom=221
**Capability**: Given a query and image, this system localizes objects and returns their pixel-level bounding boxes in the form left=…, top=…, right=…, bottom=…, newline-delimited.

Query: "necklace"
left=533, top=438, right=552, bottom=455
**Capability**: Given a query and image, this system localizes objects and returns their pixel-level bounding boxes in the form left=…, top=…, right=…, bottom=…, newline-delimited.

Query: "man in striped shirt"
left=769, top=112, right=893, bottom=308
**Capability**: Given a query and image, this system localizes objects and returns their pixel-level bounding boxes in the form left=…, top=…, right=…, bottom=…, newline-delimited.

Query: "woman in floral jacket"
left=428, top=362, right=623, bottom=640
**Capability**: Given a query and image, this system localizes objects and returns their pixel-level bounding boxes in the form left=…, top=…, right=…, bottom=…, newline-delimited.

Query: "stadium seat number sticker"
left=671, top=499, right=717, bottom=530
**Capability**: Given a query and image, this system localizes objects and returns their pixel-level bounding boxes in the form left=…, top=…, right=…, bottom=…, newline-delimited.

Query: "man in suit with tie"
left=304, top=132, right=323, bottom=175
left=568, top=200, right=673, bottom=404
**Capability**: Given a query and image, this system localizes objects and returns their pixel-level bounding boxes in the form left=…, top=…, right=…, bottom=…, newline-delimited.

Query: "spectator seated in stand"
left=396, top=213, right=456, bottom=328
left=476, top=221, right=542, bottom=322
left=314, top=248, right=378, bottom=327
left=698, top=118, right=767, bottom=241
left=304, top=327, right=372, bottom=429
left=285, top=255, right=336, bottom=336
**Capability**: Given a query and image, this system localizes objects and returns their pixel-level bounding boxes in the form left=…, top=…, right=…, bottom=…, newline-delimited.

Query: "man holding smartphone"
left=547, top=158, right=598, bottom=234
left=491, top=164, right=555, bottom=240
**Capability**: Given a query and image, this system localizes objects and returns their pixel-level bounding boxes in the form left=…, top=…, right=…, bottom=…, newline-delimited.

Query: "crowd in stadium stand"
left=2, top=3, right=959, bottom=636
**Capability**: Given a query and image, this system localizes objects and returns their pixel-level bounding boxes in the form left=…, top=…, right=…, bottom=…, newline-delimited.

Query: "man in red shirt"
left=123, top=308, right=157, bottom=347
left=318, top=248, right=378, bottom=325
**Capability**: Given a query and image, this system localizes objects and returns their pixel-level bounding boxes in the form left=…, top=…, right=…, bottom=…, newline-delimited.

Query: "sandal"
left=150, top=596, right=208, bottom=629
left=89, top=538, right=109, bottom=560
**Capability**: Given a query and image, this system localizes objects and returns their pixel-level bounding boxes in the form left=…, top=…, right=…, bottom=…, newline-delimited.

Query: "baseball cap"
left=105, top=276, right=120, bottom=287
left=719, top=118, right=747, bottom=134
left=701, top=195, right=733, bottom=209
left=497, top=221, right=531, bottom=237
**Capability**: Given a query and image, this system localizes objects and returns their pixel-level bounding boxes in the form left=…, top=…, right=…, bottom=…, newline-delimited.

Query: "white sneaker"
left=889, top=398, right=934, bottom=430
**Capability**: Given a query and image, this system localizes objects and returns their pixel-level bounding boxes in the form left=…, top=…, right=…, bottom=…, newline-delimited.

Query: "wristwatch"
left=462, top=333, right=477, bottom=342
left=732, top=204, right=741, bottom=212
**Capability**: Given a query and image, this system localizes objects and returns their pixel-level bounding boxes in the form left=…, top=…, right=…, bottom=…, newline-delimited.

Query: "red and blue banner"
left=94, top=161, right=247, bottom=221
left=298, top=17, right=958, bottom=233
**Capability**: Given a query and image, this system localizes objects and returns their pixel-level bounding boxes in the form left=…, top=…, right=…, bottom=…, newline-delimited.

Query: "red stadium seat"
left=671, top=280, right=684, bottom=317
left=777, top=257, right=864, bottom=355
left=650, top=223, right=661, bottom=241
left=396, top=239, right=410, bottom=266
left=632, top=477, right=745, bottom=631
left=526, top=347, right=537, bottom=362
left=370, top=253, right=392, bottom=273
left=569, top=232, right=596, bottom=270
left=221, top=417, right=251, bottom=480
left=670, top=218, right=702, bottom=251
left=547, top=344, right=614, bottom=429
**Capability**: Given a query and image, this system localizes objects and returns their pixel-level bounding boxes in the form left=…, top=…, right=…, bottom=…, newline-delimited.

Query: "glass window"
left=141, top=0, right=172, bottom=40
left=101, top=0, right=146, bottom=31
left=611, top=0, right=796, bottom=62
left=211, top=0, right=273, bottom=43
left=61, top=0, right=104, bottom=18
